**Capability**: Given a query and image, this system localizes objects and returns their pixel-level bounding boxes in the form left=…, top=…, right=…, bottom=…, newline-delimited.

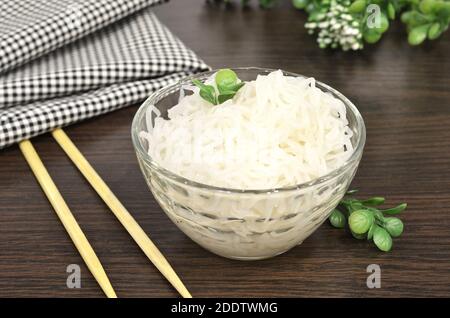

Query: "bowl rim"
left=131, top=67, right=366, bottom=194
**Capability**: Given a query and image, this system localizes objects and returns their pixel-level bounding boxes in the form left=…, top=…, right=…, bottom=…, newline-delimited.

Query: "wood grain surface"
left=0, top=0, right=449, bottom=297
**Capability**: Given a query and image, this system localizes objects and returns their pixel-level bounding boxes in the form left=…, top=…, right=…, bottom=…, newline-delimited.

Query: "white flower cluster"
left=305, top=0, right=363, bottom=51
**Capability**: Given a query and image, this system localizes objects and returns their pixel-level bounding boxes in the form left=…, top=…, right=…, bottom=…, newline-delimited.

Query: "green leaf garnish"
left=192, top=69, right=245, bottom=105
left=199, top=85, right=217, bottom=105
left=228, top=81, right=245, bottom=92
left=217, top=91, right=236, bottom=104
left=329, top=190, right=407, bottom=252
left=361, top=197, right=385, bottom=206
left=381, top=203, right=407, bottom=215
left=192, top=79, right=217, bottom=105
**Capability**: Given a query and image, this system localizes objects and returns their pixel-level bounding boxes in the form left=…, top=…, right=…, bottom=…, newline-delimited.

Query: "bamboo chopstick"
left=19, top=140, right=117, bottom=298
left=51, top=128, right=192, bottom=298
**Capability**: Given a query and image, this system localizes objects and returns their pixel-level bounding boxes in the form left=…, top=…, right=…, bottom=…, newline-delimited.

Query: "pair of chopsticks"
left=19, top=128, right=191, bottom=298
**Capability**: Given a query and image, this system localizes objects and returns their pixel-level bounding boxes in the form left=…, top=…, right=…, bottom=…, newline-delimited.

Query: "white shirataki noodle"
left=141, top=70, right=353, bottom=190
left=139, top=70, right=356, bottom=259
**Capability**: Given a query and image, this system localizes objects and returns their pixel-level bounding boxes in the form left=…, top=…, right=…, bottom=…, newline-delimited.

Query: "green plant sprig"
left=207, top=0, right=450, bottom=49
left=192, top=69, right=245, bottom=105
left=329, top=189, right=407, bottom=252
left=402, top=0, right=450, bottom=45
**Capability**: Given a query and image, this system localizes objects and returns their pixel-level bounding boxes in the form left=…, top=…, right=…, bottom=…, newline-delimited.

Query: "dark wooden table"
left=1, top=0, right=449, bottom=298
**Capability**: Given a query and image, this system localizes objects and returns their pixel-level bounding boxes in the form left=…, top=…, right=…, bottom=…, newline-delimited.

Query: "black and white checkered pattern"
left=0, top=1, right=209, bottom=148
left=0, top=0, right=166, bottom=73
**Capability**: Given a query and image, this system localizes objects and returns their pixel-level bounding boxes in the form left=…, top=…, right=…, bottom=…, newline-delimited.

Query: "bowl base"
left=211, top=248, right=293, bottom=261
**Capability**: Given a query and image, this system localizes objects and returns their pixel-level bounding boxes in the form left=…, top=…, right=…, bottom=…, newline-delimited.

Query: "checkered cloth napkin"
left=0, top=0, right=209, bottom=148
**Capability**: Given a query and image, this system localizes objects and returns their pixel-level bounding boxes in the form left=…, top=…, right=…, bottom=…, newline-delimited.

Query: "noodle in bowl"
left=132, top=68, right=365, bottom=260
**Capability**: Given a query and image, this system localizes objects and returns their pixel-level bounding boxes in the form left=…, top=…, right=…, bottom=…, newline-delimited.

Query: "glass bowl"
left=131, top=67, right=366, bottom=260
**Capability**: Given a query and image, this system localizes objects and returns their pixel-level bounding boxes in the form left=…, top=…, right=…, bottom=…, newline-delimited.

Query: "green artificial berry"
left=408, top=24, right=430, bottom=45
left=349, top=210, right=374, bottom=234
left=364, top=29, right=382, bottom=44
left=373, top=227, right=393, bottom=252
left=419, top=0, right=435, bottom=14
left=292, top=0, right=308, bottom=9
left=428, top=22, right=441, bottom=40
left=387, top=3, right=395, bottom=20
left=378, top=14, right=390, bottom=34
left=384, top=217, right=404, bottom=237
left=401, top=11, right=412, bottom=24
left=330, top=209, right=346, bottom=228
left=215, top=69, right=238, bottom=93
left=349, top=0, right=366, bottom=14
left=305, top=2, right=315, bottom=12
left=333, top=193, right=406, bottom=251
